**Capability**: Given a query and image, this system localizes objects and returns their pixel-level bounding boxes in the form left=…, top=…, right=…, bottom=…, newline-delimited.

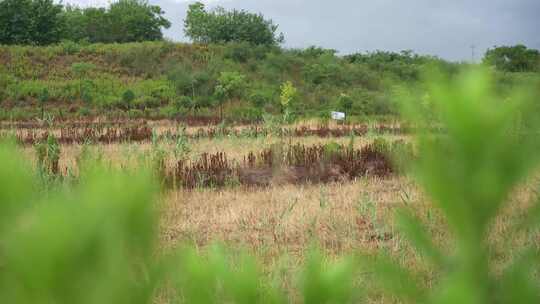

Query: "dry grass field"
left=10, top=119, right=539, bottom=302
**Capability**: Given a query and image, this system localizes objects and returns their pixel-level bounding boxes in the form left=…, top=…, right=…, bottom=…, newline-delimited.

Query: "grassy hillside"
left=0, top=41, right=532, bottom=123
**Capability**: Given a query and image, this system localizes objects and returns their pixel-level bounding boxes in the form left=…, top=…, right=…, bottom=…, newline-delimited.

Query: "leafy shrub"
left=77, top=107, right=91, bottom=117
left=71, top=62, right=96, bottom=79
left=337, top=93, right=353, bottom=113
left=119, top=44, right=164, bottom=77
left=262, top=51, right=296, bottom=76
left=149, top=84, right=175, bottom=104
left=80, top=82, right=95, bottom=105
left=214, top=71, right=247, bottom=119
left=100, top=95, right=123, bottom=110
left=350, top=89, right=394, bottom=116
left=294, top=46, right=338, bottom=58
left=60, top=40, right=81, bottom=55
left=122, top=89, right=136, bottom=109
left=302, top=53, right=342, bottom=86
left=34, top=134, right=61, bottom=178
left=346, top=63, right=382, bottom=90
left=224, top=42, right=252, bottom=63
left=280, top=81, right=298, bottom=122
left=215, top=71, right=247, bottom=98
left=7, top=81, right=47, bottom=101
left=193, top=95, right=214, bottom=111
left=173, top=95, right=193, bottom=111
left=167, top=64, right=195, bottom=96
left=249, top=88, right=275, bottom=109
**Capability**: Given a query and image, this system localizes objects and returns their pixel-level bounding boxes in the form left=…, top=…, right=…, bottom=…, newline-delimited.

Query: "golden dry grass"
left=14, top=127, right=540, bottom=302
left=161, top=177, right=417, bottom=256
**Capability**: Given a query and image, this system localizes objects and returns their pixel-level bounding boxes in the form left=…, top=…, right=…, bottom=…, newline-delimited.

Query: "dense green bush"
left=249, top=88, right=275, bottom=109
left=302, top=53, right=343, bottom=86
left=122, top=89, right=135, bottom=109
left=178, top=94, right=194, bottom=108
left=348, top=89, right=395, bottom=116
left=167, top=64, right=197, bottom=96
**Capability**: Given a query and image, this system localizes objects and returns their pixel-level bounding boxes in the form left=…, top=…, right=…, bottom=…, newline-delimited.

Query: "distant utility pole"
left=470, top=45, right=476, bottom=63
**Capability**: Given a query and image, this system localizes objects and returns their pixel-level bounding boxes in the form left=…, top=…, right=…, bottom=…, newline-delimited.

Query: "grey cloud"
left=68, top=0, right=540, bottom=61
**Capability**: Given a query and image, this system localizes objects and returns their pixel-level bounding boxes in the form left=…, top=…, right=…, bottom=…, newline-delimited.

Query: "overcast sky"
left=64, top=0, right=540, bottom=62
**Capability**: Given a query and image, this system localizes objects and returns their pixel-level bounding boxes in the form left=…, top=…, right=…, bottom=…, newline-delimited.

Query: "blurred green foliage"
left=375, top=68, right=540, bottom=303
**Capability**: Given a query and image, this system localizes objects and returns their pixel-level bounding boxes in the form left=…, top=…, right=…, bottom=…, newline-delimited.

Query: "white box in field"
left=331, top=111, right=345, bottom=120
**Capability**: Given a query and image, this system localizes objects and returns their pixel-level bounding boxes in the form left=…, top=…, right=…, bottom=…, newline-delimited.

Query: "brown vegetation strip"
left=165, top=143, right=396, bottom=189
left=0, top=116, right=255, bottom=129
left=7, top=124, right=411, bottom=145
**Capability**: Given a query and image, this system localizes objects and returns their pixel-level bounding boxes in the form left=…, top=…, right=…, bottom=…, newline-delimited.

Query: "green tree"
left=483, top=45, right=540, bottom=72
left=0, top=0, right=65, bottom=45
left=184, top=2, right=284, bottom=45
left=63, top=0, right=170, bottom=43
left=122, top=89, right=136, bottom=110
left=62, top=6, right=110, bottom=43
left=108, top=0, right=171, bottom=42
left=337, top=93, right=353, bottom=113
left=71, top=62, right=96, bottom=103
left=214, top=71, right=247, bottom=120
left=167, top=65, right=196, bottom=97
left=280, top=81, right=298, bottom=122
left=183, top=2, right=209, bottom=43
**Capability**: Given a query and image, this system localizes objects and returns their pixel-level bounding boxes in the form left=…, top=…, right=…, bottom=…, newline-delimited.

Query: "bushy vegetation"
left=0, top=41, right=468, bottom=122
left=1, top=40, right=539, bottom=123
left=483, top=44, right=540, bottom=73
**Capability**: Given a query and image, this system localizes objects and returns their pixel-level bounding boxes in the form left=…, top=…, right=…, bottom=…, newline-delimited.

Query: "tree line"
left=0, top=0, right=170, bottom=45
left=0, top=0, right=283, bottom=46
